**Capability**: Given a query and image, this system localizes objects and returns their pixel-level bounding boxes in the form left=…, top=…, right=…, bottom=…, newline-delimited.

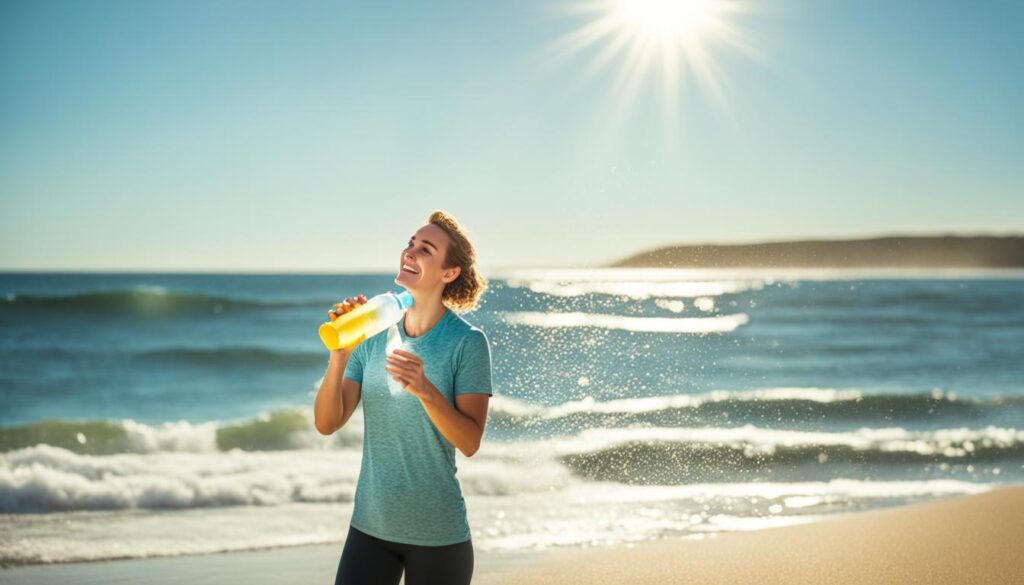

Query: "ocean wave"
left=6, top=388, right=1017, bottom=456
left=138, top=347, right=326, bottom=368
left=0, top=440, right=573, bottom=513
left=487, top=388, right=1023, bottom=431
left=6, top=389, right=1015, bottom=463
left=0, top=444, right=362, bottom=513
left=500, top=311, right=749, bottom=333
left=550, top=424, right=1024, bottom=484
left=16, top=417, right=1009, bottom=514
left=18, top=346, right=330, bottom=369
left=1, top=288, right=301, bottom=315
left=0, top=408, right=357, bottom=455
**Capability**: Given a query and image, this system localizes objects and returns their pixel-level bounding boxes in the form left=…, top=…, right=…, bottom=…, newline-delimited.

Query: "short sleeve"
left=454, top=330, right=493, bottom=397
left=343, top=340, right=367, bottom=383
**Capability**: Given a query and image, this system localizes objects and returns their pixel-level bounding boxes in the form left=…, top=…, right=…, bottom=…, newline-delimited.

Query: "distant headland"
left=606, top=235, right=1024, bottom=268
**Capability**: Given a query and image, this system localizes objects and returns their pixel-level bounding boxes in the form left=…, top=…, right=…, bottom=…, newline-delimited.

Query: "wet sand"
left=496, top=484, right=1024, bottom=585
left=4, top=485, right=1022, bottom=584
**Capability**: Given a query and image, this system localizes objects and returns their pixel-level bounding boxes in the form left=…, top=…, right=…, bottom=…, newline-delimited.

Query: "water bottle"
left=385, top=322, right=411, bottom=396
left=318, top=290, right=414, bottom=351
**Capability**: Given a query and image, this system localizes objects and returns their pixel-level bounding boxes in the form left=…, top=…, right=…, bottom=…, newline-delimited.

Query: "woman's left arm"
left=386, top=349, right=489, bottom=457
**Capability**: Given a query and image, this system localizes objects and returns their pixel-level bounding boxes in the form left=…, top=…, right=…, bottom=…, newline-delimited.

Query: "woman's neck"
left=403, top=291, right=447, bottom=338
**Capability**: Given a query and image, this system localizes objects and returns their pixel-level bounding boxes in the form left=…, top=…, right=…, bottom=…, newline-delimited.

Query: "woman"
left=314, top=210, right=493, bottom=585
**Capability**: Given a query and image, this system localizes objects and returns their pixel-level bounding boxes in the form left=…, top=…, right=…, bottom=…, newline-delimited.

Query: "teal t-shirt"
left=342, top=306, right=494, bottom=546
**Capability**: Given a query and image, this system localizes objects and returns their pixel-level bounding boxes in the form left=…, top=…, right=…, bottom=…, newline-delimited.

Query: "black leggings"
left=334, top=524, right=474, bottom=585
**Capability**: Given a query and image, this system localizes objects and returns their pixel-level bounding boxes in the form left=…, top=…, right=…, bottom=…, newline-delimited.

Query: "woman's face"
left=394, top=224, right=460, bottom=292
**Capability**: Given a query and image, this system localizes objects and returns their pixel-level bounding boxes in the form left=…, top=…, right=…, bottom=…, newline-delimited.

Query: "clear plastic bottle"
left=318, top=290, right=414, bottom=351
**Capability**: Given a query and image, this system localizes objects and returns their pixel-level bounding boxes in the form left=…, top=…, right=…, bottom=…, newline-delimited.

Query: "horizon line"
left=4, top=231, right=1023, bottom=274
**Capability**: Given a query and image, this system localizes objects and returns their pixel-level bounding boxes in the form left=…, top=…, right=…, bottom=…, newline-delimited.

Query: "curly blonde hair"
left=427, top=210, right=487, bottom=312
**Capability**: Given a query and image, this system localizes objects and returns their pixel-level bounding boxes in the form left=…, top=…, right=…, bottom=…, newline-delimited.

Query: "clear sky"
left=1, top=0, right=1021, bottom=272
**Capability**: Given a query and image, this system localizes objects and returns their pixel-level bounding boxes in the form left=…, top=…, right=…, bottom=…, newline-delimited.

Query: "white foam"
left=0, top=434, right=574, bottom=514
left=539, top=424, right=1024, bottom=457
left=559, top=478, right=993, bottom=505
left=508, top=279, right=764, bottom=299
left=500, top=311, right=749, bottom=333
left=654, top=299, right=686, bottom=313
left=488, top=387, right=869, bottom=421
left=700, top=513, right=830, bottom=532
left=121, top=419, right=221, bottom=453
left=0, top=445, right=364, bottom=513
left=468, top=478, right=994, bottom=553
left=0, top=502, right=348, bottom=565
left=67, top=408, right=368, bottom=455
left=488, top=395, right=549, bottom=418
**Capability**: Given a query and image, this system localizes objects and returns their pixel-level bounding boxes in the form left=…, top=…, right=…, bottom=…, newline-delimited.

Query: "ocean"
left=2, top=268, right=1023, bottom=566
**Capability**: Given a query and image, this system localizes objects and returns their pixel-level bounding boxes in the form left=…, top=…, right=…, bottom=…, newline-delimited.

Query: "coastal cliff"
left=608, top=235, right=1024, bottom=268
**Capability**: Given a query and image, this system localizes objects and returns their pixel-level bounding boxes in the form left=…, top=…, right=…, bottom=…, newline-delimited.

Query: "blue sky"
left=1, top=0, right=1021, bottom=272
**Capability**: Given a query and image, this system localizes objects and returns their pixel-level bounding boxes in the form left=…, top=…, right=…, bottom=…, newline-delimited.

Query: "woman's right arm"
left=314, top=295, right=366, bottom=436
left=314, top=349, right=361, bottom=435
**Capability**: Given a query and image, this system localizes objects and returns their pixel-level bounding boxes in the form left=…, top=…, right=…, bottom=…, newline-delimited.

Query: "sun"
left=550, top=0, right=756, bottom=121
left=616, top=0, right=717, bottom=42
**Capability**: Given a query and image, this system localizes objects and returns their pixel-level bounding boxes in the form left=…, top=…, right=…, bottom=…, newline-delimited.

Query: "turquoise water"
left=2, top=269, right=1022, bottom=565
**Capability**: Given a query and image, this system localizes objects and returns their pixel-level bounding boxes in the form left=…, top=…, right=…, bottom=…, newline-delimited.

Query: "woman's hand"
left=385, top=349, right=431, bottom=400
left=328, top=294, right=367, bottom=321
left=327, top=294, right=367, bottom=358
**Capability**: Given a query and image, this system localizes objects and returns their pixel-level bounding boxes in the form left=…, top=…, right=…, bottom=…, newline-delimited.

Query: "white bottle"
left=385, top=323, right=412, bottom=397
left=318, top=290, right=415, bottom=351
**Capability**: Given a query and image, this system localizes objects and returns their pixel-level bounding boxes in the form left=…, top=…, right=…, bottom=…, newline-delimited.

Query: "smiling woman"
left=320, top=209, right=494, bottom=585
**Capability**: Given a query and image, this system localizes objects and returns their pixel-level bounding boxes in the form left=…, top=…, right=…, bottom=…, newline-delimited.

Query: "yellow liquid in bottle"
left=319, top=304, right=378, bottom=350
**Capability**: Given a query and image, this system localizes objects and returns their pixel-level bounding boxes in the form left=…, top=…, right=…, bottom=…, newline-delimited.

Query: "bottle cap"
left=395, top=290, right=414, bottom=311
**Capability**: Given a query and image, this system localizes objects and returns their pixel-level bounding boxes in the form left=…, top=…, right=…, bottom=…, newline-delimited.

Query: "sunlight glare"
left=617, top=0, right=715, bottom=42
left=550, top=0, right=756, bottom=124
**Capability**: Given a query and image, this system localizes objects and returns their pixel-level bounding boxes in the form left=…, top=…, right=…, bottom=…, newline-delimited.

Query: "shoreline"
left=3, top=485, right=1023, bottom=584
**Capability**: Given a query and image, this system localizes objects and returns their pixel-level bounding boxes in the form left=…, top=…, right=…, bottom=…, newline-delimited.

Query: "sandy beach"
left=499, top=484, right=1024, bottom=585
left=3, top=485, right=1021, bottom=584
